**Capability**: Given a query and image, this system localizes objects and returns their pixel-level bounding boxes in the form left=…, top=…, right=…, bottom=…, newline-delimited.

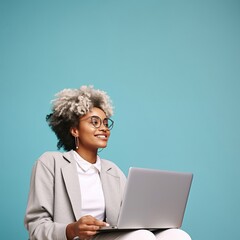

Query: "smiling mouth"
left=95, top=135, right=107, bottom=139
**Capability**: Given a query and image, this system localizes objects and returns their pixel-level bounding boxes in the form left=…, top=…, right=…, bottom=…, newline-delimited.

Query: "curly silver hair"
left=51, top=85, right=114, bottom=118
left=46, top=85, right=114, bottom=151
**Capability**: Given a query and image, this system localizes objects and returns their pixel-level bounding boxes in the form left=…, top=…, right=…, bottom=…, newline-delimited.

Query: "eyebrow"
left=81, top=115, right=108, bottom=121
left=91, top=115, right=108, bottom=118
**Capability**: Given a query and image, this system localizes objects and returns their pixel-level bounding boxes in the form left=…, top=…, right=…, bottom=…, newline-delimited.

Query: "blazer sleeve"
left=24, top=157, right=67, bottom=240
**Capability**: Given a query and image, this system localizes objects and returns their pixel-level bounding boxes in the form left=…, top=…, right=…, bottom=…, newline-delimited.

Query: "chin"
left=98, top=144, right=107, bottom=149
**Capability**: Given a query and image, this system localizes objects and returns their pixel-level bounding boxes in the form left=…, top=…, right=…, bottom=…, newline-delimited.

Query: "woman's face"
left=72, top=107, right=112, bottom=152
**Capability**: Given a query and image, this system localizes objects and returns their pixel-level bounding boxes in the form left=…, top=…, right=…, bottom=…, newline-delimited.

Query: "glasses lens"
left=104, top=118, right=114, bottom=129
left=91, top=116, right=101, bottom=128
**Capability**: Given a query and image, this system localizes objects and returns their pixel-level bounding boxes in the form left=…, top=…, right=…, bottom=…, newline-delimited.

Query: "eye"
left=91, top=116, right=100, bottom=127
left=103, top=118, right=109, bottom=127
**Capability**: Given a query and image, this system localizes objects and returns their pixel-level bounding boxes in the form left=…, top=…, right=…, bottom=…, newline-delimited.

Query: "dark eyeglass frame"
left=80, top=115, right=114, bottom=130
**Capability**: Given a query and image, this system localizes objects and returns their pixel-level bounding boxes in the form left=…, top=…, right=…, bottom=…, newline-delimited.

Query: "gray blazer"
left=24, top=151, right=126, bottom=240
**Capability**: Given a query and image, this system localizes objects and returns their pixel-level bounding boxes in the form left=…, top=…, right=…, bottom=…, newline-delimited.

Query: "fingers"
left=81, top=215, right=108, bottom=227
left=73, top=215, right=108, bottom=239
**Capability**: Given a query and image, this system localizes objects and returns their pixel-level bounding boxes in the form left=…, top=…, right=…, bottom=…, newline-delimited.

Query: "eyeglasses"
left=81, top=116, right=114, bottom=130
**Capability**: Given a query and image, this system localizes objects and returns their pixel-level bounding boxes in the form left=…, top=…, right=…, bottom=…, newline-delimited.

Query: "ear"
left=70, top=127, right=79, bottom=137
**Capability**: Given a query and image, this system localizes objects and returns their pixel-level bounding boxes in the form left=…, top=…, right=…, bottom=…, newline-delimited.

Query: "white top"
left=72, top=150, right=105, bottom=221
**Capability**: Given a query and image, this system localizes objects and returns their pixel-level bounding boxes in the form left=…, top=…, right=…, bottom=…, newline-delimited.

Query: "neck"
left=75, top=148, right=98, bottom=164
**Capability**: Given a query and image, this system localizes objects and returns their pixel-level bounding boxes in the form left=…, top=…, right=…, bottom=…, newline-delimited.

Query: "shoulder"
left=101, top=158, right=126, bottom=179
left=38, top=151, right=65, bottom=164
left=39, top=151, right=65, bottom=161
left=34, top=151, right=72, bottom=172
left=101, top=158, right=121, bottom=171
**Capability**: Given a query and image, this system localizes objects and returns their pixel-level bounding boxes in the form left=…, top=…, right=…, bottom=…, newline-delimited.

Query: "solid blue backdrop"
left=1, top=0, right=239, bottom=239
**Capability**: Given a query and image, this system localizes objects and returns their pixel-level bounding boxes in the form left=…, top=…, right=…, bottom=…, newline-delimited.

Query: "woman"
left=24, top=85, right=191, bottom=240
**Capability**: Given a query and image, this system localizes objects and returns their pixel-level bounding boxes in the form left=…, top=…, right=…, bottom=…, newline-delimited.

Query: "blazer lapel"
left=61, top=151, right=82, bottom=221
left=100, top=163, right=122, bottom=225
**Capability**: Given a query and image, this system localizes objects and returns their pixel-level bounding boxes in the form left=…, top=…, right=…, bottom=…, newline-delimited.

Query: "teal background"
left=1, top=0, right=239, bottom=239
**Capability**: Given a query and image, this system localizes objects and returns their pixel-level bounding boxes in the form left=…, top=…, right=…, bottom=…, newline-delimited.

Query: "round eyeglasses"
left=81, top=116, right=114, bottom=130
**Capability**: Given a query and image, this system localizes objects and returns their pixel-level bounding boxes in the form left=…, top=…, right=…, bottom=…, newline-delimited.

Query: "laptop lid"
left=116, top=167, right=193, bottom=229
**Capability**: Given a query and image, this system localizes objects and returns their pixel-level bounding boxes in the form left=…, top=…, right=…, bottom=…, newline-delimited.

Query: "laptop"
left=100, top=167, right=193, bottom=231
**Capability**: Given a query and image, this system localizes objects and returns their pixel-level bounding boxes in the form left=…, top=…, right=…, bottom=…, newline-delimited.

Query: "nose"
left=99, top=124, right=108, bottom=131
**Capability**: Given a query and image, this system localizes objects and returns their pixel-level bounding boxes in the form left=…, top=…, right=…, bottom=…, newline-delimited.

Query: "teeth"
left=96, top=135, right=106, bottom=138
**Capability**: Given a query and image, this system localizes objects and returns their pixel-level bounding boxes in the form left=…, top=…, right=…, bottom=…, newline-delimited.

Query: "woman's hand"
left=66, top=215, right=108, bottom=240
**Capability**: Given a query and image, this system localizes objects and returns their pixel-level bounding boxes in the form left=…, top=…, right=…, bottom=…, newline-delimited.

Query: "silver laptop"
left=100, top=167, right=193, bottom=231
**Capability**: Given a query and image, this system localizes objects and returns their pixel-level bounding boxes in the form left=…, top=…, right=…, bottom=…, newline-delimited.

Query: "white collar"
left=71, top=150, right=101, bottom=173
